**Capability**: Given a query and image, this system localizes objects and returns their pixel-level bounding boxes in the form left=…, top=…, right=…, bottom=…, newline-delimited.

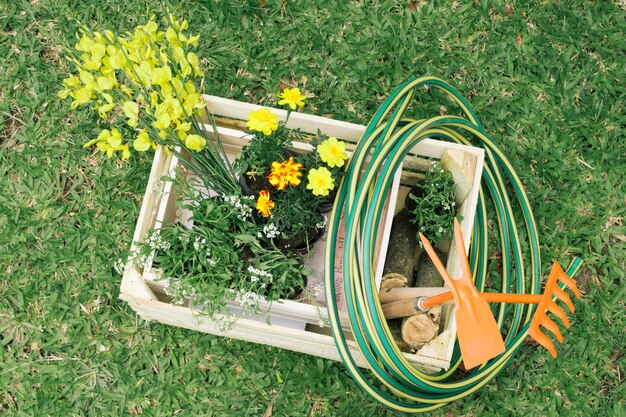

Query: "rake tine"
left=529, top=326, right=557, bottom=358
left=557, top=271, right=581, bottom=299
left=547, top=300, right=571, bottom=328
left=538, top=314, right=564, bottom=343
left=552, top=285, right=575, bottom=314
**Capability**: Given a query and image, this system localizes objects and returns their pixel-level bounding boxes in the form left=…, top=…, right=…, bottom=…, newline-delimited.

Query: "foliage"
left=408, top=162, right=457, bottom=243
left=1, top=1, right=624, bottom=416
left=133, top=178, right=308, bottom=323
left=57, top=15, right=239, bottom=196
left=237, top=100, right=347, bottom=245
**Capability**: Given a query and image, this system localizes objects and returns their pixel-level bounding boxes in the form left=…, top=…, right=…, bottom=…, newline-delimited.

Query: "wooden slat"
left=124, top=293, right=445, bottom=373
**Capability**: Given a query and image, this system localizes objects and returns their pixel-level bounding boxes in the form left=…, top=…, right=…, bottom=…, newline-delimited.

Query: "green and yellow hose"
left=323, top=76, right=582, bottom=412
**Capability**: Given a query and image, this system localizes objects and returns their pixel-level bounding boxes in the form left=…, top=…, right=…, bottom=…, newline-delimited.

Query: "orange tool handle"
left=421, top=292, right=543, bottom=309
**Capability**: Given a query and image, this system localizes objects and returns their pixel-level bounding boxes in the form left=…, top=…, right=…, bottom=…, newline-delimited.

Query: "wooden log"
left=401, top=315, right=439, bottom=350
left=382, top=298, right=422, bottom=320
left=381, top=210, right=418, bottom=289
left=378, top=287, right=449, bottom=305
left=414, top=247, right=447, bottom=287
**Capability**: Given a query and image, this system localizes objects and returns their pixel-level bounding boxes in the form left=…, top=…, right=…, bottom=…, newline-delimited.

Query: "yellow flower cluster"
left=59, top=15, right=207, bottom=159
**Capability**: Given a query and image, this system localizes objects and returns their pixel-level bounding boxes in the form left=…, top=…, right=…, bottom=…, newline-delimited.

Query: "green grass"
left=1, top=0, right=624, bottom=415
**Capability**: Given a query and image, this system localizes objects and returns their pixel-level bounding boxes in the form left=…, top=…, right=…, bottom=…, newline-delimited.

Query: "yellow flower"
left=70, top=85, right=94, bottom=108
left=133, top=130, right=153, bottom=152
left=121, top=144, right=131, bottom=160
left=256, top=190, right=275, bottom=217
left=187, top=52, right=201, bottom=76
left=317, top=136, right=348, bottom=168
left=151, top=66, right=172, bottom=86
left=106, top=45, right=127, bottom=69
left=165, top=27, right=182, bottom=48
left=97, top=102, right=116, bottom=118
left=107, top=128, right=123, bottom=147
left=152, top=104, right=171, bottom=130
left=268, top=157, right=303, bottom=190
left=246, top=108, right=278, bottom=136
left=123, top=101, right=139, bottom=127
left=185, top=134, right=206, bottom=152
left=96, top=76, right=115, bottom=91
left=307, top=166, right=334, bottom=196
left=278, top=87, right=306, bottom=110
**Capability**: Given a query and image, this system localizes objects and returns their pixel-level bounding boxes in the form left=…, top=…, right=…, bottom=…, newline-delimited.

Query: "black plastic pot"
left=405, top=184, right=426, bottom=213
left=274, top=225, right=323, bottom=253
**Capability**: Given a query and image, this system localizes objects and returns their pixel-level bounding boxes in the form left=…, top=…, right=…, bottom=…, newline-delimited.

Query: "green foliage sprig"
left=408, top=162, right=457, bottom=243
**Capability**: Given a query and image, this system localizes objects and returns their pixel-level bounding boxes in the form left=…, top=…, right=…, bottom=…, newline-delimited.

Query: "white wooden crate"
left=120, top=96, right=484, bottom=372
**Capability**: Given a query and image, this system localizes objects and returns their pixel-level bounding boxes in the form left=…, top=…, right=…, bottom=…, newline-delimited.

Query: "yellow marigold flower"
left=256, top=190, right=275, bottom=218
left=268, top=157, right=303, bottom=190
left=185, top=134, right=206, bottom=152
left=317, top=136, right=348, bottom=168
left=246, top=108, right=278, bottom=136
left=133, top=130, right=153, bottom=152
left=278, top=87, right=306, bottom=110
left=307, top=166, right=334, bottom=196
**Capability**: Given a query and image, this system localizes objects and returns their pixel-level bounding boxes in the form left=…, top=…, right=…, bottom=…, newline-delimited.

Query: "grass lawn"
left=1, top=0, right=624, bottom=415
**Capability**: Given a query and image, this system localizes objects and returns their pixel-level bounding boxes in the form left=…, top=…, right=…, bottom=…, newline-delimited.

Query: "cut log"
left=401, top=314, right=439, bottom=350
left=414, top=247, right=447, bottom=287
left=381, top=210, right=418, bottom=289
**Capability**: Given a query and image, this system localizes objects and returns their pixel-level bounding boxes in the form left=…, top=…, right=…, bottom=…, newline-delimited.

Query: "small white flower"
left=114, top=258, right=125, bottom=275
left=314, top=283, right=323, bottom=297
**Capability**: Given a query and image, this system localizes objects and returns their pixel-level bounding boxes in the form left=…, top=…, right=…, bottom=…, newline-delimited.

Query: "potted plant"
left=235, top=98, right=348, bottom=250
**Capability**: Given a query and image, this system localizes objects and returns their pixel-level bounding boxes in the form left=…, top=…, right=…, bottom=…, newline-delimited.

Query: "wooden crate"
left=120, top=96, right=484, bottom=372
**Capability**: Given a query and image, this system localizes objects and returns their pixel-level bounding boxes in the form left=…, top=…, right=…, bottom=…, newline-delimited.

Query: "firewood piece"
left=414, top=247, right=447, bottom=287
left=378, top=287, right=450, bottom=304
left=401, top=314, right=439, bottom=350
left=381, top=210, right=418, bottom=288
left=382, top=298, right=422, bottom=320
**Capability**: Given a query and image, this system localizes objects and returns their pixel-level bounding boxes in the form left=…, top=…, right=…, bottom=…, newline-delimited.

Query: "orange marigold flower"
left=268, top=157, right=303, bottom=190
left=256, top=190, right=274, bottom=217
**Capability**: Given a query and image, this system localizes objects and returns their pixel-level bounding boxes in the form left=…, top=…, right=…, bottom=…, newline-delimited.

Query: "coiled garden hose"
left=323, top=76, right=583, bottom=412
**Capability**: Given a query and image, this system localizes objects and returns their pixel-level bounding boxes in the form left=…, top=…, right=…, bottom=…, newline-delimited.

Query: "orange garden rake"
left=383, top=219, right=581, bottom=370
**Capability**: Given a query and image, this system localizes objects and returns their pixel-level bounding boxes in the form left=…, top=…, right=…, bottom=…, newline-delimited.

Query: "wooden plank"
left=120, top=149, right=172, bottom=302
left=124, top=293, right=445, bottom=373
left=203, top=95, right=366, bottom=142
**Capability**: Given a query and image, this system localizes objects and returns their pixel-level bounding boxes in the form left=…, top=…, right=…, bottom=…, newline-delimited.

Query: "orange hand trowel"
left=410, top=218, right=581, bottom=369
left=418, top=219, right=506, bottom=370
